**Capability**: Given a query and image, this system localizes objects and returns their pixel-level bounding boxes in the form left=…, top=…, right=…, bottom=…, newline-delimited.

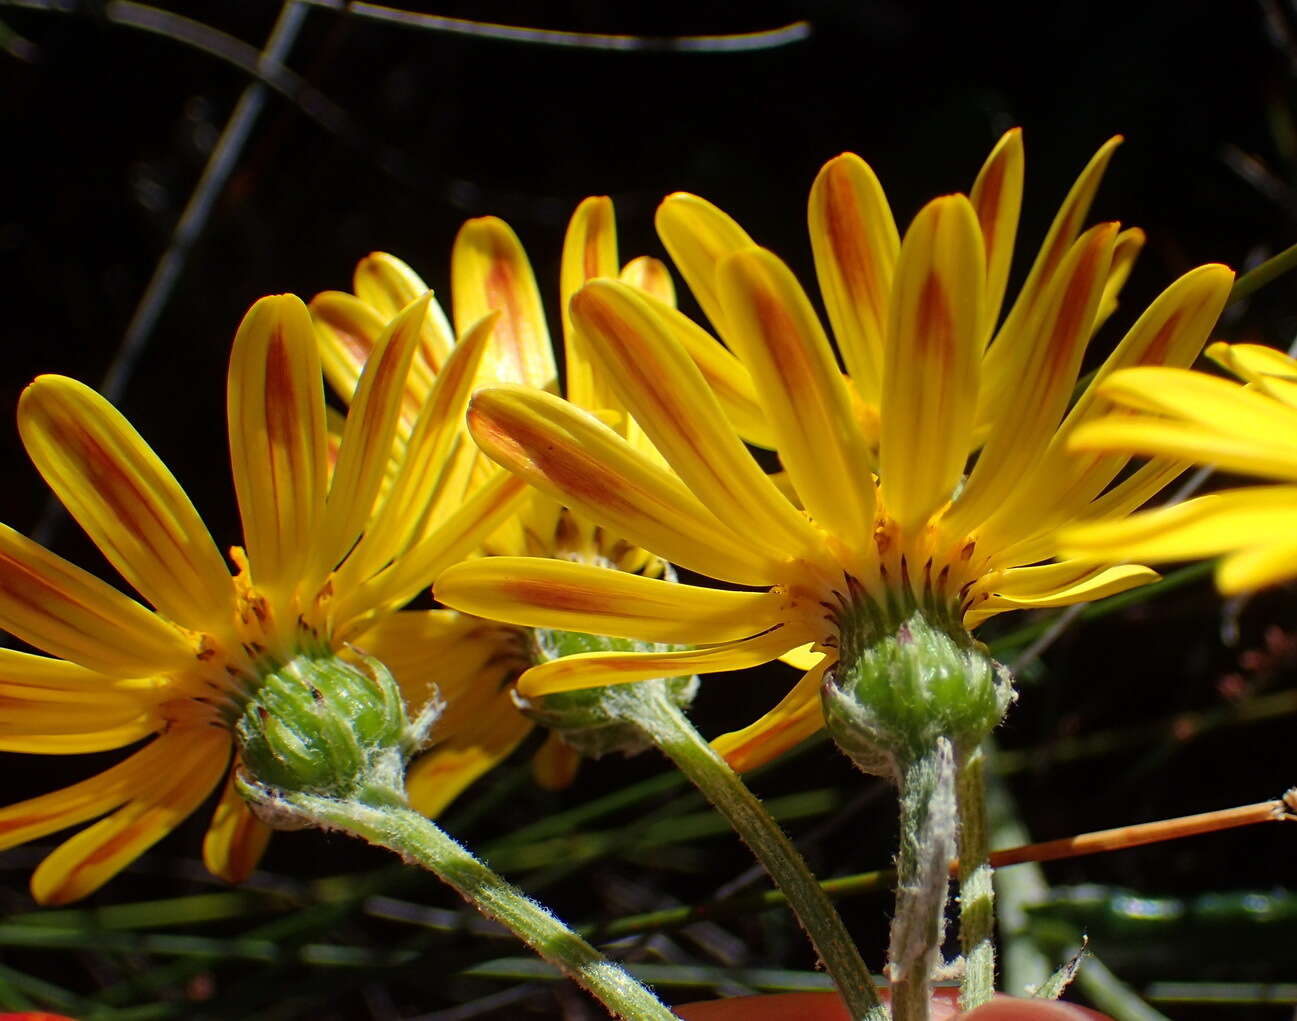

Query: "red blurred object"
left=675, top=990, right=1112, bottom=1019
left=0, top=1014, right=79, bottom=1021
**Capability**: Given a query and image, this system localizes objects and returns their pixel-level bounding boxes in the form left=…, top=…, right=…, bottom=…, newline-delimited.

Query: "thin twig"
left=304, top=1, right=812, bottom=52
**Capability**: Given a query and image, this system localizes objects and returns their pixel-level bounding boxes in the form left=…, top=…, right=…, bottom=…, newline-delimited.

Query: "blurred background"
left=0, top=1, right=1295, bottom=1018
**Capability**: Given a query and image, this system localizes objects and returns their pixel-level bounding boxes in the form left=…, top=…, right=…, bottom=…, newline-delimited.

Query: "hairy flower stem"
left=266, top=787, right=677, bottom=1021
left=615, top=684, right=888, bottom=1021
left=956, top=744, right=995, bottom=1010
left=888, top=739, right=958, bottom=1021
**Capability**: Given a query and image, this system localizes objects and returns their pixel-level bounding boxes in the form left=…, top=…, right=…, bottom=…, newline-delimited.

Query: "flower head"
left=437, top=131, right=1233, bottom=770
left=0, top=293, right=522, bottom=903
left=310, top=199, right=686, bottom=812
left=1062, top=342, right=1297, bottom=593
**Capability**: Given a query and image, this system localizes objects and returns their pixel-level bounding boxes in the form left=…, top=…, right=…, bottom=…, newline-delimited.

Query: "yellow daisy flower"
left=0, top=293, right=524, bottom=904
left=1063, top=341, right=1297, bottom=594
left=436, top=130, right=1235, bottom=771
left=309, top=198, right=688, bottom=815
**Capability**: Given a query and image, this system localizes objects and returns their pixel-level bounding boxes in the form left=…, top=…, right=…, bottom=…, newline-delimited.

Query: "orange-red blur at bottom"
left=0, top=1014, right=79, bottom=1020
left=675, top=990, right=1112, bottom=1020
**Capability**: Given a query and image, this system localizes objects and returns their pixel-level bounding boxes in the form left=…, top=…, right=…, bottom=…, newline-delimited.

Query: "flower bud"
left=821, top=608, right=1013, bottom=780
left=517, top=628, right=699, bottom=758
left=236, top=652, right=434, bottom=812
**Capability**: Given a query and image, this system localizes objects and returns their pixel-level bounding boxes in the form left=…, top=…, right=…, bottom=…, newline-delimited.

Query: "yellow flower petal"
left=437, top=557, right=788, bottom=646
left=880, top=195, right=985, bottom=530
left=353, top=252, right=429, bottom=319
left=406, top=709, right=533, bottom=819
left=227, top=294, right=329, bottom=599
left=0, top=695, right=157, bottom=737
left=517, top=626, right=796, bottom=697
left=964, top=563, right=1158, bottom=628
left=18, top=376, right=233, bottom=633
left=1061, top=486, right=1297, bottom=563
left=572, top=279, right=819, bottom=562
left=1094, top=227, right=1145, bottom=328
left=0, top=730, right=204, bottom=852
left=976, top=263, right=1233, bottom=551
left=716, top=248, right=877, bottom=544
left=312, top=295, right=425, bottom=583
left=337, top=469, right=529, bottom=632
left=807, top=151, right=900, bottom=398
left=32, top=727, right=229, bottom=904
left=354, top=253, right=456, bottom=371
left=646, top=290, right=777, bottom=448
left=452, top=217, right=557, bottom=390
left=976, top=137, right=1121, bottom=428
left=0, top=522, right=195, bottom=677
left=1207, top=341, right=1297, bottom=383
left=311, top=291, right=433, bottom=432
left=313, top=294, right=429, bottom=582
left=620, top=256, right=677, bottom=307
left=778, top=643, right=823, bottom=671
left=532, top=732, right=582, bottom=792
left=560, top=197, right=620, bottom=409
left=0, top=648, right=166, bottom=697
left=948, top=223, right=1117, bottom=534
left=1217, top=539, right=1297, bottom=595
left=969, top=128, right=1025, bottom=341
left=655, top=192, right=756, bottom=340
left=1089, top=364, right=1297, bottom=440
left=0, top=720, right=160, bottom=754
left=342, top=311, right=499, bottom=583
left=202, top=768, right=271, bottom=884
left=466, top=385, right=780, bottom=586
left=1069, top=416, right=1297, bottom=482
left=996, top=136, right=1122, bottom=345
left=711, top=659, right=827, bottom=773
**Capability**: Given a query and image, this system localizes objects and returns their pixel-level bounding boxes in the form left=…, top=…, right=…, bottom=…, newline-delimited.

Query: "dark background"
left=0, top=1, right=1294, bottom=1018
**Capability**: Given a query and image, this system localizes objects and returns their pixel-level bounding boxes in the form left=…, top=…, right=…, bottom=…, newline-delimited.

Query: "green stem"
left=1228, top=239, right=1297, bottom=305
left=956, top=746, right=995, bottom=1010
left=889, top=740, right=957, bottom=1021
left=280, top=789, right=677, bottom=1021
left=619, top=685, right=888, bottom=1021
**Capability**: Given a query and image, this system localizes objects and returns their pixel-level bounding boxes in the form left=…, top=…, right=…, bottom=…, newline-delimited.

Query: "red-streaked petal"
left=0, top=730, right=201, bottom=852
left=572, top=279, right=820, bottom=562
left=711, top=659, right=827, bottom=773
left=517, top=626, right=795, bottom=697
left=808, top=151, right=900, bottom=399
left=620, top=256, right=677, bottom=307
left=466, top=385, right=782, bottom=586
left=560, top=196, right=620, bottom=410
left=0, top=522, right=195, bottom=677
left=19, top=376, right=233, bottom=632
left=313, top=294, right=428, bottom=579
left=341, top=311, right=499, bottom=583
left=451, top=217, right=556, bottom=390
left=969, top=127, right=1025, bottom=341
left=655, top=192, right=756, bottom=341
left=716, top=248, right=878, bottom=544
left=227, top=294, right=328, bottom=599
left=880, top=195, right=985, bottom=530
left=948, top=223, right=1117, bottom=534
left=335, top=469, right=529, bottom=632
left=202, top=767, right=271, bottom=883
left=436, top=557, right=789, bottom=645
left=32, top=727, right=229, bottom=904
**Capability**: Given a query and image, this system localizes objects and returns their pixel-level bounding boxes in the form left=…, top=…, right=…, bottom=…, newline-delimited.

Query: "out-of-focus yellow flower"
left=311, top=199, right=684, bottom=814
left=437, top=131, right=1233, bottom=771
left=1063, top=342, right=1297, bottom=594
left=0, top=294, right=523, bottom=903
